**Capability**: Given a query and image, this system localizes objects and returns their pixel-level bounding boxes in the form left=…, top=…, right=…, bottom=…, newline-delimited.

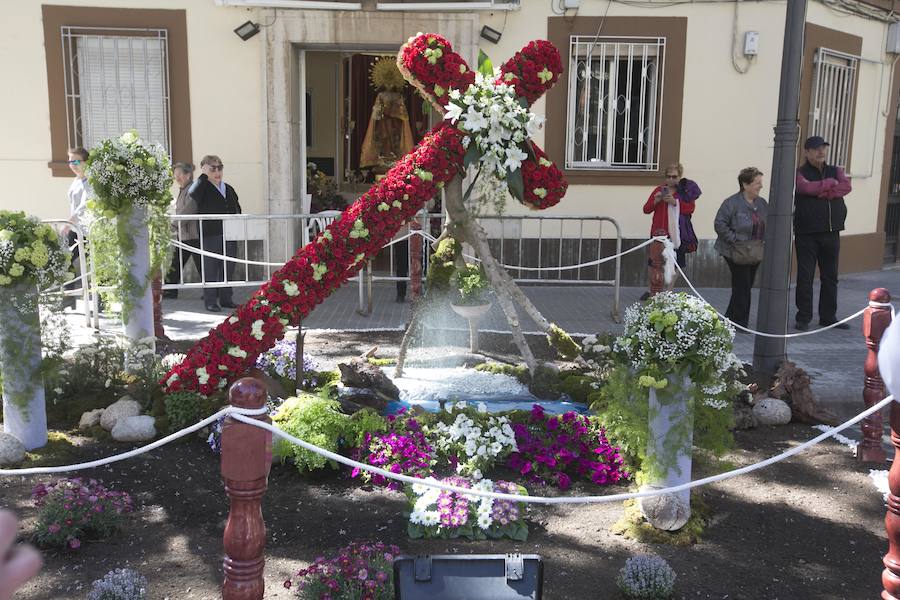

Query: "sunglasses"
left=68, top=159, right=82, bottom=166
left=206, top=164, right=224, bottom=172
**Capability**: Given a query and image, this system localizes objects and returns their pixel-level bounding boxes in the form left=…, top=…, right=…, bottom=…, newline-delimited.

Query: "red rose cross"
left=163, top=34, right=567, bottom=395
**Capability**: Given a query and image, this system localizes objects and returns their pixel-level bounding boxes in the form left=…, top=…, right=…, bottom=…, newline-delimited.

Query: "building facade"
left=5, top=0, right=900, bottom=284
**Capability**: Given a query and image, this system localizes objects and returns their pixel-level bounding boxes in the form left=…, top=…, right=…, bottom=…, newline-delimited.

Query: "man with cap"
left=793, top=135, right=852, bottom=331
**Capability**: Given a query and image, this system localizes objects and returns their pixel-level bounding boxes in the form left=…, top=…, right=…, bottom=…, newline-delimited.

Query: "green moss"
left=426, top=237, right=461, bottom=292
left=559, top=375, right=596, bottom=404
left=474, top=362, right=530, bottom=384
left=45, top=393, right=117, bottom=430
left=23, top=431, right=81, bottom=467
left=366, top=357, right=396, bottom=367
left=610, top=497, right=710, bottom=546
left=547, top=323, right=580, bottom=360
left=529, top=365, right=561, bottom=399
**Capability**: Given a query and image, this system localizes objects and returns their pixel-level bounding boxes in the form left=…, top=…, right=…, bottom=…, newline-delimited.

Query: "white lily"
left=444, top=102, right=464, bottom=123
left=503, top=146, right=529, bottom=172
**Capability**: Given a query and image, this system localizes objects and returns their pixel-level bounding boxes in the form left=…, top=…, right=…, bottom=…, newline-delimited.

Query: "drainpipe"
left=752, top=0, right=808, bottom=378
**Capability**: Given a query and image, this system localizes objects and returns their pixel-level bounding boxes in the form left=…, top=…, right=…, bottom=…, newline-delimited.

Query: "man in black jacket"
left=189, top=154, right=242, bottom=312
left=793, top=136, right=852, bottom=331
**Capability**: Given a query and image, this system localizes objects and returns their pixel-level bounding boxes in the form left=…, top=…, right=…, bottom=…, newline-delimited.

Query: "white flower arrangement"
left=426, top=403, right=518, bottom=477
left=444, top=69, right=543, bottom=198
left=0, top=212, right=70, bottom=291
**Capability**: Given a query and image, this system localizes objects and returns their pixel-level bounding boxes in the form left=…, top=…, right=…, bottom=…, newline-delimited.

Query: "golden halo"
left=370, top=57, right=406, bottom=92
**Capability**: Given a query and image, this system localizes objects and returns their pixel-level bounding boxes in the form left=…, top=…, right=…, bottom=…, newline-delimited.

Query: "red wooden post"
left=647, top=240, right=665, bottom=296
left=221, top=377, right=271, bottom=600
left=409, top=220, right=423, bottom=300
left=860, top=288, right=891, bottom=463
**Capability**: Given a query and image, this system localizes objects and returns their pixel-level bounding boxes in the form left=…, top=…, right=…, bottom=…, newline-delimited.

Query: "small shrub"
left=255, top=340, right=320, bottom=389
left=352, top=415, right=433, bottom=491
left=31, top=478, right=132, bottom=550
left=87, top=568, right=147, bottom=600
left=616, top=554, right=676, bottom=599
left=558, top=375, right=596, bottom=405
left=285, top=541, right=399, bottom=599
left=273, top=394, right=351, bottom=473
left=163, top=391, right=202, bottom=432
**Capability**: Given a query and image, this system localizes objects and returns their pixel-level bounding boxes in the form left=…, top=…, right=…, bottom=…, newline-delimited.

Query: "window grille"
left=809, top=48, right=858, bottom=170
left=61, top=26, right=171, bottom=153
left=566, top=36, right=665, bottom=171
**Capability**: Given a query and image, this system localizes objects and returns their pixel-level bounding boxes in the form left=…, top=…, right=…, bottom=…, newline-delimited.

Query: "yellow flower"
left=14, top=247, right=30, bottom=263
left=0, top=275, right=10, bottom=285
left=30, top=241, right=49, bottom=268
left=9, top=263, right=24, bottom=277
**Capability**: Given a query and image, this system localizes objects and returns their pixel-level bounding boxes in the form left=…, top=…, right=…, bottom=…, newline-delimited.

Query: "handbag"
left=731, top=239, right=764, bottom=265
left=678, top=214, right=698, bottom=253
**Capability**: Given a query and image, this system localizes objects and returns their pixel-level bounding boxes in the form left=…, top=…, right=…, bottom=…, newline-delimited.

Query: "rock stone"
left=111, top=416, right=157, bottom=442
left=639, top=490, right=692, bottom=531
left=100, top=397, right=141, bottom=431
left=769, top=360, right=838, bottom=425
left=0, top=433, right=26, bottom=465
left=79, top=409, right=104, bottom=430
left=338, top=357, right=400, bottom=400
left=752, top=397, right=792, bottom=426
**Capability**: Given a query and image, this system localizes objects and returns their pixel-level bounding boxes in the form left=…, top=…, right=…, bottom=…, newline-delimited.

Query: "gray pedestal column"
left=121, top=206, right=155, bottom=353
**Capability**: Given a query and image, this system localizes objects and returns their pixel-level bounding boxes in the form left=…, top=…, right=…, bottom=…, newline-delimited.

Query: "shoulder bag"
left=731, top=239, right=764, bottom=265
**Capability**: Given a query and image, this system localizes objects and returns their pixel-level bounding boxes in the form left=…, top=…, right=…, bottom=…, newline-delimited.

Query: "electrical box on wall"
left=563, top=0, right=580, bottom=8
left=888, top=22, right=900, bottom=54
left=744, top=31, right=760, bottom=56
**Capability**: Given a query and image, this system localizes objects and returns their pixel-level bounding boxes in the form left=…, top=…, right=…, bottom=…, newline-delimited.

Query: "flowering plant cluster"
left=615, top=292, right=741, bottom=408
left=284, top=541, right=399, bottom=600
left=351, top=416, right=433, bottom=491
left=506, top=405, right=628, bottom=490
left=0, top=211, right=69, bottom=289
left=424, top=402, right=517, bottom=478
left=85, top=130, right=173, bottom=216
left=255, top=339, right=321, bottom=389
left=617, top=555, right=676, bottom=599
left=87, top=568, right=147, bottom=600
left=31, top=478, right=133, bottom=550
left=165, top=33, right=567, bottom=396
left=407, top=476, right=528, bottom=541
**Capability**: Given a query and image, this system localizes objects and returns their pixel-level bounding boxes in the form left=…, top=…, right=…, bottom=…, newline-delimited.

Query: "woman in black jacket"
left=189, top=154, right=242, bottom=312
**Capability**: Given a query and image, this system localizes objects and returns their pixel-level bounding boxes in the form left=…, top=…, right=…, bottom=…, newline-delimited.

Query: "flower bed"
left=407, top=476, right=528, bottom=540
left=31, top=478, right=133, bottom=550
left=285, top=541, right=400, bottom=599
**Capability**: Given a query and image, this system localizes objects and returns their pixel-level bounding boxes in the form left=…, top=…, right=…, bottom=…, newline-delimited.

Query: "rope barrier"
left=0, top=406, right=268, bottom=477
left=671, top=258, right=888, bottom=338
left=4, top=394, right=890, bottom=504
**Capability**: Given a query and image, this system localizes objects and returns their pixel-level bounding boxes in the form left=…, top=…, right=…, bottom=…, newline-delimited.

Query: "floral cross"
left=163, top=33, right=568, bottom=395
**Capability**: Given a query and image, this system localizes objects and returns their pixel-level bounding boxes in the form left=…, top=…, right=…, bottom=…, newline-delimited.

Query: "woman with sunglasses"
left=63, top=147, right=91, bottom=309
left=641, top=162, right=698, bottom=298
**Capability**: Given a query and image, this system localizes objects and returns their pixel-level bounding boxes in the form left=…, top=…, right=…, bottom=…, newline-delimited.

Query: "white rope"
left=230, top=393, right=895, bottom=504
left=170, top=240, right=286, bottom=267
left=673, top=260, right=880, bottom=338
left=0, top=406, right=268, bottom=476
left=459, top=236, right=669, bottom=272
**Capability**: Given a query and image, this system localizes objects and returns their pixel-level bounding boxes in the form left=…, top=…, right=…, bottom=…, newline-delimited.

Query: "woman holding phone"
left=641, top=163, right=698, bottom=297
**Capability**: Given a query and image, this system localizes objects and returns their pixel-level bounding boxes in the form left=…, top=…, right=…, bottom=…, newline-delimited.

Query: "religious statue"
left=359, top=58, right=414, bottom=170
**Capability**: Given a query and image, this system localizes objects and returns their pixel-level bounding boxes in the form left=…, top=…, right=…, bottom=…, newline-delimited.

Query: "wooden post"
left=409, top=220, right=423, bottom=300
left=221, top=377, right=271, bottom=600
left=860, top=288, right=891, bottom=463
left=647, top=240, right=665, bottom=297
left=885, top=381, right=900, bottom=598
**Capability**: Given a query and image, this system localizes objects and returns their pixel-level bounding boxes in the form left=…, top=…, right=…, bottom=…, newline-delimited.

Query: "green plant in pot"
left=450, top=263, right=492, bottom=352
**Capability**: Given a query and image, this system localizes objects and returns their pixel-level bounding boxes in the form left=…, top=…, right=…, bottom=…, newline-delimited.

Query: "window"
left=808, top=48, right=858, bottom=169
left=61, top=27, right=172, bottom=153
left=566, top=36, right=664, bottom=172
left=42, top=6, right=190, bottom=177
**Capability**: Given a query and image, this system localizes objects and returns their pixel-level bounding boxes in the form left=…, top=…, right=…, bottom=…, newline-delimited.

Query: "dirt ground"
left=1, top=331, right=891, bottom=599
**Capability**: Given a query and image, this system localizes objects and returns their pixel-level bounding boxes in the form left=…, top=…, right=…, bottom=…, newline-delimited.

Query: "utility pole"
left=753, top=0, right=808, bottom=377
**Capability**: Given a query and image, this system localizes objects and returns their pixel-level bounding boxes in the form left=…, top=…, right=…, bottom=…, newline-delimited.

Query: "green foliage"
left=163, top=391, right=203, bottom=433
left=0, top=211, right=70, bottom=289
left=346, top=408, right=388, bottom=448
left=366, top=357, right=396, bottom=367
left=529, top=364, right=561, bottom=399
left=547, top=323, right=580, bottom=360
left=272, top=394, right=354, bottom=473
left=452, top=262, right=489, bottom=305
left=558, top=375, right=596, bottom=405
left=477, top=49, right=494, bottom=78
left=474, top=362, right=530, bottom=384
left=23, top=432, right=80, bottom=467
left=611, top=498, right=710, bottom=547
left=590, top=366, right=648, bottom=478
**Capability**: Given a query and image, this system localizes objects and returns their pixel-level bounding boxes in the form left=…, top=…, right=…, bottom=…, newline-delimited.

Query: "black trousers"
left=394, top=239, right=409, bottom=300
left=201, top=234, right=236, bottom=305
left=724, top=257, right=759, bottom=328
left=794, top=231, right=840, bottom=324
left=165, top=238, right=202, bottom=285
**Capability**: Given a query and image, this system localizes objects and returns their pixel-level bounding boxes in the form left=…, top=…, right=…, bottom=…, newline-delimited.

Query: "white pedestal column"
left=639, top=373, right=694, bottom=531
left=0, top=283, right=47, bottom=450
left=121, top=206, right=155, bottom=353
